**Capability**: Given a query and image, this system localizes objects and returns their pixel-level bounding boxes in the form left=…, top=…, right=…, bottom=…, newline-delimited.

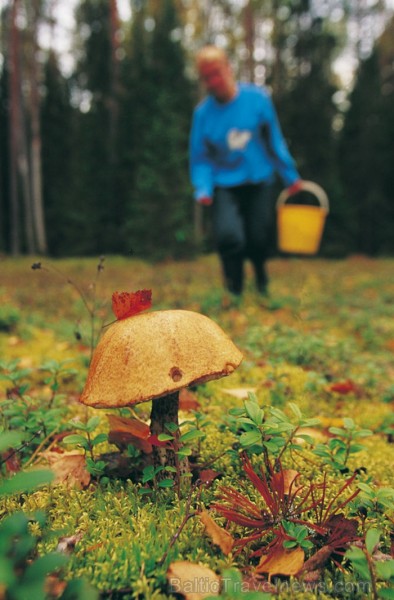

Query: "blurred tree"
left=40, top=52, right=75, bottom=256
left=70, top=0, right=124, bottom=254
left=0, top=57, right=10, bottom=253
left=339, top=17, right=394, bottom=255
left=122, top=0, right=195, bottom=259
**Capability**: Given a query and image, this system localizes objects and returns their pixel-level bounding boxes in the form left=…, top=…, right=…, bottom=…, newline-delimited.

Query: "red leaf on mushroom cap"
left=112, top=289, right=152, bottom=320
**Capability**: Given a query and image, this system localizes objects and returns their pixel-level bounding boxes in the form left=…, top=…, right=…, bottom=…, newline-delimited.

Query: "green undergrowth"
left=1, top=255, right=393, bottom=599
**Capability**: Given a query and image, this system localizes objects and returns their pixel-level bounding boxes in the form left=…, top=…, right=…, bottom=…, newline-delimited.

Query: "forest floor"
left=0, top=254, right=393, bottom=599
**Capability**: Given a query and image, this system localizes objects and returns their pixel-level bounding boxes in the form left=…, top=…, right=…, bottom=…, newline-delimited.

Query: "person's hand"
left=286, top=180, right=303, bottom=196
left=197, top=196, right=213, bottom=206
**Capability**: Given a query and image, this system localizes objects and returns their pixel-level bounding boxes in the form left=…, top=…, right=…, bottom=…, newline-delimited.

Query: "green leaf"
left=157, top=433, right=174, bottom=442
left=0, top=470, right=54, bottom=496
left=378, top=589, right=394, bottom=600
left=220, top=568, right=242, bottom=594
left=239, top=430, right=262, bottom=447
left=0, top=557, right=16, bottom=586
left=164, top=422, right=179, bottom=434
left=349, top=443, right=366, bottom=453
left=177, top=447, right=192, bottom=457
left=244, top=399, right=263, bottom=425
left=356, top=429, right=373, bottom=437
left=91, top=433, right=108, bottom=446
left=62, top=434, right=89, bottom=449
left=86, top=416, right=101, bottom=431
left=158, top=479, right=175, bottom=488
left=288, top=403, right=302, bottom=420
left=329, top=427, right=346, bottom=436
left=179, top=429, right=205, bottom=444
left=0, top=430, right=24, bottom=452
left=345, top=547, right=371, bottom=581
left=365, top=528, right=381, bottom=555
left=296, top=434, right=315, bottom=445
left=376, top=560, right=394, bottom=581
left=24, top=552, right=69, bottom=582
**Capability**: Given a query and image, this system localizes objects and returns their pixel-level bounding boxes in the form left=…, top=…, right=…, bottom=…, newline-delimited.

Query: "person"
left=189, top=45, right=303, bottom=296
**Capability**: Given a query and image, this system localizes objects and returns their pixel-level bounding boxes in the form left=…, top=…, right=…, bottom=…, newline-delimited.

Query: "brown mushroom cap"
left=80, top=309, right=243, bottom=408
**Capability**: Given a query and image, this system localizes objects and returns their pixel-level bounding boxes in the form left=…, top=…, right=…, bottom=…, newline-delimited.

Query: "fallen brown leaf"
left=107, top=414, right=152, bottom=454
left=167, top=560, right=220, bottom=599
left=198, top=510, right=234, bottom=555
left=40, top=450, right=90, bottom=489
left=256, top=545, right=305, bottom=577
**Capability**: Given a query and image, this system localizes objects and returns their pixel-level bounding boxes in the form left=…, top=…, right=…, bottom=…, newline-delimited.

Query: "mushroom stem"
left=150, top=392, right=189, bottom=480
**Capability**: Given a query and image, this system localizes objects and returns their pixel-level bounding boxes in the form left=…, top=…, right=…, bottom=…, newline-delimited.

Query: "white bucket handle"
left=277, top=180, right=329, bottom=213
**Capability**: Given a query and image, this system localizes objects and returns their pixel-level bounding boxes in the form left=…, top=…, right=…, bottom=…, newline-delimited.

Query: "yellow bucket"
left=276, top=181, right=329, bottom=255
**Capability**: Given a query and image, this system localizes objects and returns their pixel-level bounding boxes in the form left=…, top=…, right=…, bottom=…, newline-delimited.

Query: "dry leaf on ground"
left=107, top=414, right=152, bottom=453
left=40, top=450, right=90, bottom=489
left=198, top=510, right=234, bottom=555
left=256, top=545, right=305, bottom=577
left=167, top=560, right=220, bottom=599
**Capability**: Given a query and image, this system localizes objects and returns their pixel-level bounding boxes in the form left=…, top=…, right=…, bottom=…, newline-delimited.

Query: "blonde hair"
left=195, top=46, right=229, bottom=69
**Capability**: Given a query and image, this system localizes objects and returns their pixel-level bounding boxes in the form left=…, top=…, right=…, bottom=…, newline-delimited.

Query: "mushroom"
left=79, top=309, right=243, bottom=479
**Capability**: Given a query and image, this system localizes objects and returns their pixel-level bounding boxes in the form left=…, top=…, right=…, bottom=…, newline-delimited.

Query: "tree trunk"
left=29, top=0, right=47, bottom=254
left=8, top=0, right=21, bottom=255
left=109, top=0, right=120, bottom=167
left=243, top=1, right=255, bottom=83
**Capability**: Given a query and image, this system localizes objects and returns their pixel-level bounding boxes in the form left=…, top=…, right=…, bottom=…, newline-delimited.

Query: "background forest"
left=0, top=0, right=394, bottom=261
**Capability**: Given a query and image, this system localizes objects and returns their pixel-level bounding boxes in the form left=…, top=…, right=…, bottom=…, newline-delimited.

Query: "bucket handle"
left=277, top=180, right=329, bottom=213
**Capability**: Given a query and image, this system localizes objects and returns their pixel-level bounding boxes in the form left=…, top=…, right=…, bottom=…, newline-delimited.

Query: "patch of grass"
left=1, top=255, right=394, bottom=598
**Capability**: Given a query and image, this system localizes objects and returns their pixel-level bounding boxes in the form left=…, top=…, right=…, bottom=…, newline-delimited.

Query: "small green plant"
left=281, top=520, right=314, bottom=551
left=0, top=510, right=68, bottom=600
left=227, top=395, right=319, bottom=470
left=345, top=528, right=394, bottom=600
left=39, top=359, right=78, bottom=407
left=313, top=417, right=372, bottom=471
left=0, top=359, right=70, bottom=459
left=139, top=464, right=177, bottom=493
left=152, top=420, right=205, bottom=495
left=351, top=482, right=394, bottom=518
left=63, top=416, right=108, bottom=478
left=206, top=567, right=271, bottom=599
left=0, top=304, right=21, bottom=332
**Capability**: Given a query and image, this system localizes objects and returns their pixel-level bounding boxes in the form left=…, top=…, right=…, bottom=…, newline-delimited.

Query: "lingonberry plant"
left=211, top=452, right=361, bottom=561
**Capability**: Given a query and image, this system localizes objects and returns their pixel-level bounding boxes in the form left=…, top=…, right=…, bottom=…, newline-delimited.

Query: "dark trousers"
left=213, top=182, right=274, bottom=294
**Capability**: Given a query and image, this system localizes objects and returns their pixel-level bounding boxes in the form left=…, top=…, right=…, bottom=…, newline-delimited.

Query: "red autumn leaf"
left=107, top=414, right=152, bottom=454
left=2, top=449, right=22, bottom=474
left=112, top=289, right=152, bottom=320
left=148, top=434, right=172, bottom=448
left=198, top=469, right=221, bottom=485
left=328, top=379, right=359, bottom=395
left=179, top=388, right=201, bottom=411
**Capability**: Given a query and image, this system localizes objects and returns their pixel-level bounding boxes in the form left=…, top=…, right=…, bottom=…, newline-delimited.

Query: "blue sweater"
left=190, top=83, right=300, bottom=200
